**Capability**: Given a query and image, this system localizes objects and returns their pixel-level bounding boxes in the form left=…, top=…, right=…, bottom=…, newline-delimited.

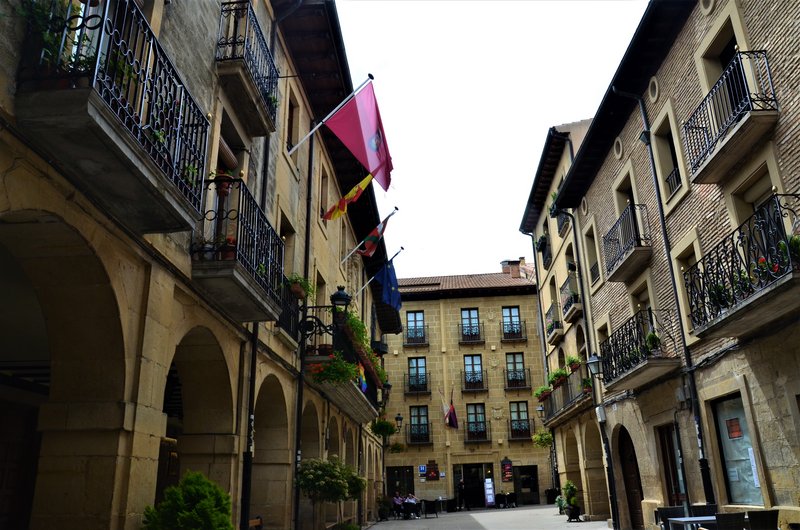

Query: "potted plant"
left=220, top=235, right=236, bottom=260
left=566, top=355, right=582, bottom=372
left=388, top=442, right=405, bottom=453
left=645, top=331, right=661, bottom=352
left=532, top=430, right=553, bottom=448
left=555, top=494, right=567, bottom=514
left=286, top=272, right=315, bottom=300
left=548, top=368, right=569, bottom=389
left=581, top=377, right=593, bottom=394
left=306, top=351, right=358, bottom=385
left=143, top=471, right=233, bottom=529
left=534, top=384, right=552, bottom=402
left=297, top=457, right=364, bottom=528
left=708, top=282, right=731, bottom=310
left=370, top=417, right=398, bottom=439
left=563, top=479, right=581, bottom=521
left=210, top=169, right=235, bottom=196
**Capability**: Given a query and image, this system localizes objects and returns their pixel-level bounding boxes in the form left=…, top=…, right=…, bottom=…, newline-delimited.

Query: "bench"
left=248, top=516, right=263, bottom=530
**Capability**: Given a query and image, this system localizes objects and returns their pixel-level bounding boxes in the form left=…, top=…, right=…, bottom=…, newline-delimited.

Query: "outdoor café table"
left=668, top=515, right=715, bottom=530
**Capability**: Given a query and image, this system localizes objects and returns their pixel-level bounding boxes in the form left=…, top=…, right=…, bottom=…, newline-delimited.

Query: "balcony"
left=406, top=423, right=433, bottom=445
left=683, top=51, right=779, bottom=184
left=404, top=372, right=431, bottom=395
left=15, top=0, right=209, bottom=235
left=216, top=1, right=279, bottom=136
left=465, top=421, right=490, bottom=444
left=545, top=303, right=563, bottom=346
left=560, top=272, right=582, bottom=323
left=542, top=367, right=591, bottom=423
left=503, top=368, right=531, bottom=390
left=458, top=323, right=484, bottom=344
left=603, top=204, right=652, bottom=283
left=461, top=370, right=488, bottom=393
left=557, top=211, right=571, bottom=237
left=665, top=167, right=682, bottom=200
left=508, top=419, right=532, bottom=441
left=598, top=309, right=682, bottom=392
left=501, top=320, right=527, bottom=342
left=191, top=179, right=284, bottom=322
left=684, top=194, right=800, bottom=339
left=541, top=235, right=553, bottom=270
left=403, top=325, right=429, bottom=347
left=589, top=262, right=600, bottom=285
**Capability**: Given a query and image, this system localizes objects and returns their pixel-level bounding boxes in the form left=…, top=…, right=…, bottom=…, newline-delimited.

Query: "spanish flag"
left=322, top=174, right=373, bottom=221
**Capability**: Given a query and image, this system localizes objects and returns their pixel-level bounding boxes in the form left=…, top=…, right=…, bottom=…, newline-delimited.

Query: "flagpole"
left=340, top=206, right=398, bottom=265
left=287, top=74, right=374, bottom=156
left=353, top=246, right=404, bottom=298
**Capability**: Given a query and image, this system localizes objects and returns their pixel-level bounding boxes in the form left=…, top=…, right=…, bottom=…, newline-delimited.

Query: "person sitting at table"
left=404, top=493, right=421, bottom=519
left=392, top=491, right=404, bottom=519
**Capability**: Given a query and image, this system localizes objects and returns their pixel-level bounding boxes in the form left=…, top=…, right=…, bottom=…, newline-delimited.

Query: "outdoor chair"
left=690, top=504, right=718, bottom=517
left=507, top=492, right=517, bottom=508
left=422, top=499, right=439, bottom=518
left=656, top=505, right=686, bottom=530
left=713, top=512, right=746, bottom=530
left=747, top=509, right=779, bottom=530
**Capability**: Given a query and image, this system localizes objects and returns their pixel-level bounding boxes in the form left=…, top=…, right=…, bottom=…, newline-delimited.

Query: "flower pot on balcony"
left=220, top=237, right=236, bottom=260
left=290, top=282, right=306, bottom=299
left=213, top=171, right=234, bottom=197
left=315, top=343, right=333, bottom=356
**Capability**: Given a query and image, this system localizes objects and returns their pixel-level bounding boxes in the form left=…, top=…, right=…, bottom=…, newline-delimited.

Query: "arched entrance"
left=583, top=422, right=610, bottom=520
left=325, top=416, right=341, bottom=525
left=618, top=426, right=645, bottom=530
left=299, top=401, right=321, bottom=530
left=344, top=427, right=357, bottom=522
left=157, top=327, right=235, bottom=503
left=252, top=373, right=290, bottom=528
left=0, top=211, right=126, bottom=528
left=563, top=429, right=585, bottom=511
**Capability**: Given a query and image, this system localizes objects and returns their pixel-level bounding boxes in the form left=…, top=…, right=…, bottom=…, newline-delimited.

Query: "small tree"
left=143, top=471, right=234, bottom=530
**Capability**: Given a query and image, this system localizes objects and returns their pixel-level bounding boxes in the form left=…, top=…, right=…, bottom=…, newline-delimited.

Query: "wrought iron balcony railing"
left=545, top=303, right=562, bottom=343
left=560, top=272, right=581, bottom=320
left=276, top=274, right=300, bottom=341
left=509, top=419, right=532, bottom=440
left=458, top=322, right=484, bottom=343
left=17, top=0, right=209, bottom=224
left=503, top=368, right=531, bottom=390
left=404, top=372, right=431, bottom=394
left=501, top=320, right=527, bottom=342
left=684, top=194, right=800, bottom=331
left=192, top=178, right=284, bottom=307
left=465, top=421, right=490, bottom=443
left=557, top=211, right=570, bottom=237
left=683, top=51, right=778, bottom=175
left=542, top=235, right=553, bottom=269
left=590, top=262, right=600, bottom=284
left=217, top=1, right=279, bottom=132
left=665, top=167, right=682, bottom=199
left=598, top=309, right=680, bottom=385
left=461, top=370, right=488, bottom=392
left=543, top=367, right=590, bottom=421
left=403, top=325, right=428, bottom=346
left=406, top=423, right=433, bottom=445
left=603, top=204, right=651, bottom=278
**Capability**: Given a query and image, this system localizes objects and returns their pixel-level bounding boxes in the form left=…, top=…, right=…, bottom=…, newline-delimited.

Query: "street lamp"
left=536, top=404, right=545, bottom=420
left=395, top=413, right=403, bottom=430
left=586, top=354, right=602, bottom=379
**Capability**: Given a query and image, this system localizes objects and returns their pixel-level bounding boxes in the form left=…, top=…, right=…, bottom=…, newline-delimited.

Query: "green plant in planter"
left=297, top=457, right=363, bottom=505
left=645, top=331, right=661, bottom=351
left=307, top=350, right=358, bottom=385
left=555, top=494, right=567, bottom=514
left=286, top=272, right=315, bottom=299
left=708, top=282, right=731, bottom=309
left=789, top=234, right=800, bottom=262
left=534, top=384, right=552, bottom=401
left=370, top=418, right=398, bottom=438
left=580, top=377, right=593, bottom=392
left=532, top=430, right=553, bottom=448
left=566, top=355, right=582, bottom=371
left=562, top=479, right=581, bottom=521
left=143, top=471, right=233, bottom=530
left=388, top=442, right=405, bottom=453
left=548, top=368, right=569, bottom=387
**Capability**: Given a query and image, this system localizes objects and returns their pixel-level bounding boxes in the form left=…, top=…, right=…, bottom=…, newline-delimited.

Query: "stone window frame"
left=651, top=98, right=691, bottom=215
left=581, top=215, right=604, bottom=295
left=670, top=226, right=702, bottom=345
left=692, top=0, right=752, bottom=95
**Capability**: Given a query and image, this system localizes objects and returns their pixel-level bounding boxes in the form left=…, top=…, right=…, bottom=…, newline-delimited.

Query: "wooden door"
left=619, top=428, right=645, bottom=530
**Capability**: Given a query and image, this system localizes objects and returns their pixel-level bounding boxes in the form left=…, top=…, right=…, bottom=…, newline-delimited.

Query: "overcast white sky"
left=336, top=0, right=649, bottom=279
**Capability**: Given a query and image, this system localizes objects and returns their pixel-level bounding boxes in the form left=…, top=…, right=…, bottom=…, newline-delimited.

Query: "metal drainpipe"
left=611, top=85, right=715, bottom=505
left=292, top=127, right=316, bottom=530
left=522, top=231, right=558, bottom=491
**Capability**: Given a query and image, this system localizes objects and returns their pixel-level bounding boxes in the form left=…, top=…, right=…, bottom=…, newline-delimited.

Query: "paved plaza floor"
left=368, top=504, right=611, bottom=530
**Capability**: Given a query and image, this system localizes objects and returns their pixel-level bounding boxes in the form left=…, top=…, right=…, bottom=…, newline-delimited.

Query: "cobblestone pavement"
left=367, top=504, right=611, bottom=530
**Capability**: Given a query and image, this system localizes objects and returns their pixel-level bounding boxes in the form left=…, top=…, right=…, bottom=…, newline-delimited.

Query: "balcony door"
left=461, top=308, right=480, bottom=339
left=464, top=355, right=483, bottom=390
left=510, top=401, right=530, bottom=438
left=506, top=352, right=525, bottom=388
left=407, top=311, right=425, bottom=343
left=410, top=406, right=429, bottom=443
left=502, top=306, right=521, bottom=337
left=466, top=403, right=486, bottom=441
left=408, top=357, right=427, bottom=392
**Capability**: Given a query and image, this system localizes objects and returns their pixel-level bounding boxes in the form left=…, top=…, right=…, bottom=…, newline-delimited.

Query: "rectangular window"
left=460, top=308, right=481, bottom=341
left=410, top=406, right=430, bottom=443
left=408, top=357, right=427, bottom=392
left=406, top=311, right=426, bottom=344
left=466, top=403, right=487, bottom=441
left=319, top=170, right=329, bottom=221
left=585, top=226, right=600, bottom=285
left=502, top=306, right=523, bottom=339
left=713, top=394, right=762, bottom=505
left=464, top=355, right=484, bottom=390
left=505, top=353, right=527, bottom=388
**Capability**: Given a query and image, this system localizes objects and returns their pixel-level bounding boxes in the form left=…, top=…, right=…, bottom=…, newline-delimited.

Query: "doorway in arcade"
left=454, top=463, right=494, bottom=509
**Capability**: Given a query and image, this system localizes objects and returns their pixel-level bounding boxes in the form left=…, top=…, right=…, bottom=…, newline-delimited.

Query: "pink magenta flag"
left=324, top=82, right=393, bottom=191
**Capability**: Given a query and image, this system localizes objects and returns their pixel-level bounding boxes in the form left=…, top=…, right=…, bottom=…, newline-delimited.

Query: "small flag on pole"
left=374, top=258, right=401, bottom=311
left=445, top=392, right=458, bottom=429
left=322, top=174, right=373, bottom=221
left=325, top=82, right=393, bottom=191
left=357, top=213, right=392, bottom=257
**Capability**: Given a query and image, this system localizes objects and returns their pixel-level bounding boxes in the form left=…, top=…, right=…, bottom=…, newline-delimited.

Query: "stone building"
left=523, top=0, right=800, bottom=529
left=0, top=1, right=400, bottom=529
left=381, top=260, right=553, bottom=510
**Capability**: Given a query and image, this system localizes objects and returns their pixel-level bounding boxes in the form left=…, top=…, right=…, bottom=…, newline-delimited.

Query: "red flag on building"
left=325, top=82, right=393, bottom=191
left=445, top=400, right=458, bottom=429
left=322, top=174, right=373, bottom=221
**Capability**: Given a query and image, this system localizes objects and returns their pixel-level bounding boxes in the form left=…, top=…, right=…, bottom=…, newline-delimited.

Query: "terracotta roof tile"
left=399, top=272, right=535, bottom=294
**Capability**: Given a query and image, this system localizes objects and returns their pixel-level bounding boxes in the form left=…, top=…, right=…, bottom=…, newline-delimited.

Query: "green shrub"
left=143, top=471, right=233, bottom=530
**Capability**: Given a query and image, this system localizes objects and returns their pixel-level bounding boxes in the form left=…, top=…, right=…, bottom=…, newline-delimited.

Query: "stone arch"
left=0, top=209, right=127, bottom=528
left=156, top=326, right=236, bottom=503
left=614, top=425, right=645, bottom=530
left=299, top=401, right=321, bottom=530
left=562, top=428, right=585, bottom=511
left=328, top=416, right=341, bottom=459
left=575, top=325, right=587, bottom=361
left=343, top=426, right=357, bottom=521
left=252, top=373, right=290, bottom=528
left=583, top=421, right=610, bottom=520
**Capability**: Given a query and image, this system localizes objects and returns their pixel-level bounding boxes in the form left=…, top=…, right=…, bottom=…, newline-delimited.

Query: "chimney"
left=501, top=259, right=521, bottom=278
